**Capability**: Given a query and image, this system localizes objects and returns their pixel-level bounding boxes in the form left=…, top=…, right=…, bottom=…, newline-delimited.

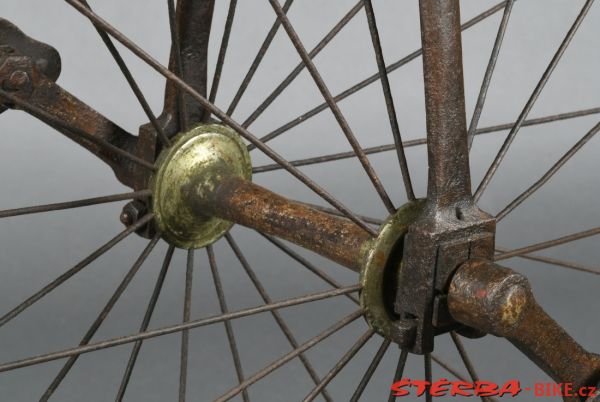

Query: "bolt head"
left=4, top=71, right=29, bottom=91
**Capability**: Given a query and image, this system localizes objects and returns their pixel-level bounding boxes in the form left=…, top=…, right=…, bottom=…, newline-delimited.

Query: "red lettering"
left=552, top=383, right=564, bottom=396
left=430, top=378, right=450, bottom=397
left=585, top=386, right=598, bottom=398
left=497, top=380, right=521, bottom=397
left=450, top=381, right=474, bottom=397
left=413, top=380, right=430, bottom=397
left=534, top=383, right=545, bottom=397
left=475, top=381, right=499, bottom=397
left=390, top=378, right=412, bottom=397
left=563, top=383, right=573, bottom=397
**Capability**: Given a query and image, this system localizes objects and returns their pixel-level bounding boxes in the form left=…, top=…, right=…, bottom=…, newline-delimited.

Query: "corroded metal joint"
left=448, top=258, right=531, bottom=337
left=393, top=203, right=496, bottom=353
left=0, top=18, right=61, bottom=110
left=449, top=259, right=600, bottom=400
left=152, top=124, right=252, bottom=249
left=152, top=123, right=373, bottom=266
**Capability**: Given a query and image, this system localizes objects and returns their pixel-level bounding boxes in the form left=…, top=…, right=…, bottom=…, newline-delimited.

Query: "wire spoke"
left=179, top=249, right=194, bottom=402
left=207, top=246, right=249, bottom=402
left=431, top=354, right=500, bottom=402
left=296, top=201, right=383, bottom=226
left=40, top=233, right=161, bottom=401
left=261, top=233, right=359, bottom=304
left=116, top=245, right=175, bottom=402
left=78, top=0, right=171, bottom=147
left=252, top=1, right=510, bottom=149
left=253, top=106, right=600, bottom=174
left=474, top=0, right=595, bottom=201
left=476, top=107, right=600, bottom=135
left=364, top=0, right=415, bottom=201
left=496, top=246, right=600, bottom=275
left=0, top=89, right=156, bottom=171
left=226, top=0, right=294, bottom=116
left=214, top=309, right=364, bottom=402
left=0, top=214, right=154, bottom=328
left=496, top=120, right=600, bottom=220
left=209, top=0, right=238, bottom=105
left=243, top=0, right=364, bottom=131
left=0, top=286, right=361, bottom=373
left=424, top=354, right=432, bottom=402
left=268, top=0, right=395, bottom=214
left=65, top=0, right=377, bottom=234
left=302, top=329, right=374, bottom=402
left=495, top=226, right=600, bottom=261
left=0, top=190, right=151, bottom=219
left=451, top=332, right=492, bottom=402
left=226, top=234, right=334, bottom=402
left=349, top=337, right=391, bottom=402
left=467, top=0, right=515, bottom=149
left=387, top=348, right=409, bottom=402
left=431, top=354, right=466, bottom=379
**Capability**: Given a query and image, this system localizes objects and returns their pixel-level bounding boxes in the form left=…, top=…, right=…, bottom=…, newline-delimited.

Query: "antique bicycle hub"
left=151, top=124, right=252, bottom=249
left=144, top=0, right=499, bottom=357
left=1, top=0, right=600, bottom=400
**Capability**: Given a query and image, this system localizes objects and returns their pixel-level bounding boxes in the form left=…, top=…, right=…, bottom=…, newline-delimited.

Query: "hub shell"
left=152, top=124, right=252, bottom=249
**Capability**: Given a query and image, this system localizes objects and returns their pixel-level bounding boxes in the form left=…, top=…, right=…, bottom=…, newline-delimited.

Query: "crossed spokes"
left=0, top=0, right=597, bottom=401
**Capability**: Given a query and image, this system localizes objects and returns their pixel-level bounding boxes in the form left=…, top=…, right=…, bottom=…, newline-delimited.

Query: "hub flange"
left=152, top=124, right=252, bottom=249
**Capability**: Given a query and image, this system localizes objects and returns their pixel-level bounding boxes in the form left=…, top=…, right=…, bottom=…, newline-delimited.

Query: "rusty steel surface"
left=194, top=176, right=372, bottom=271
left=0, top=17, right=141, bottom=188
left=449, top=259, right=600, bottom=401
left=389, top=0, right=496, bottom=354
left=27, top=77, right=139, bottom=184
left=417, top=0, right=471, bottom=209
left=0, top=0, right=598, bottom=399
left=0, top=18, right=60, bottom=87
left=163, top=0, right=214, bottom=128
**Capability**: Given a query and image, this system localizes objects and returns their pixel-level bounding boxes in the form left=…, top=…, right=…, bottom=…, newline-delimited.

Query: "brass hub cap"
left=151, top=124, right=252, bottom=249
left=360, top=200, right=425, bottom=342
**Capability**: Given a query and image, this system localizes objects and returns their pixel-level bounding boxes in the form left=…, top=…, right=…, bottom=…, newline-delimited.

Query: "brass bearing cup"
left=360, top=200, right=425, bottom=342
left=151, top=124, right=252, bottom=249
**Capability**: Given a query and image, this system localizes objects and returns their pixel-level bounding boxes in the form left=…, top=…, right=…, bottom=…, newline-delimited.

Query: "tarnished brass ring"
left=360, top=200, right=425, bottom=341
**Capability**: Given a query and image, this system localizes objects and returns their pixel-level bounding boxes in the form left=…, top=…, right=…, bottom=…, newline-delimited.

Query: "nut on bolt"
left=120, top=200, right=147, bottom=227
left=3, top=70, right=30, bottom=91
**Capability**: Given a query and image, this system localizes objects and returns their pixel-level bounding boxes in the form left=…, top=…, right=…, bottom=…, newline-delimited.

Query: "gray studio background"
left=0, top=0, right=598, bottom=401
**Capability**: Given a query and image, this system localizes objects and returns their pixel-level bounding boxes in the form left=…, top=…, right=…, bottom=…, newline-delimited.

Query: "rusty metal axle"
left=1, top=5, right=598, bottom=399
left=449, top=259, right=600, bottom=401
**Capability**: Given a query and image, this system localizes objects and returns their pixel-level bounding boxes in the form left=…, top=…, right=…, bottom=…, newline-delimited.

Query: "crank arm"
left=0, top=17, right=140, bottom=188
left=449, top=259, right=600, bottom=402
